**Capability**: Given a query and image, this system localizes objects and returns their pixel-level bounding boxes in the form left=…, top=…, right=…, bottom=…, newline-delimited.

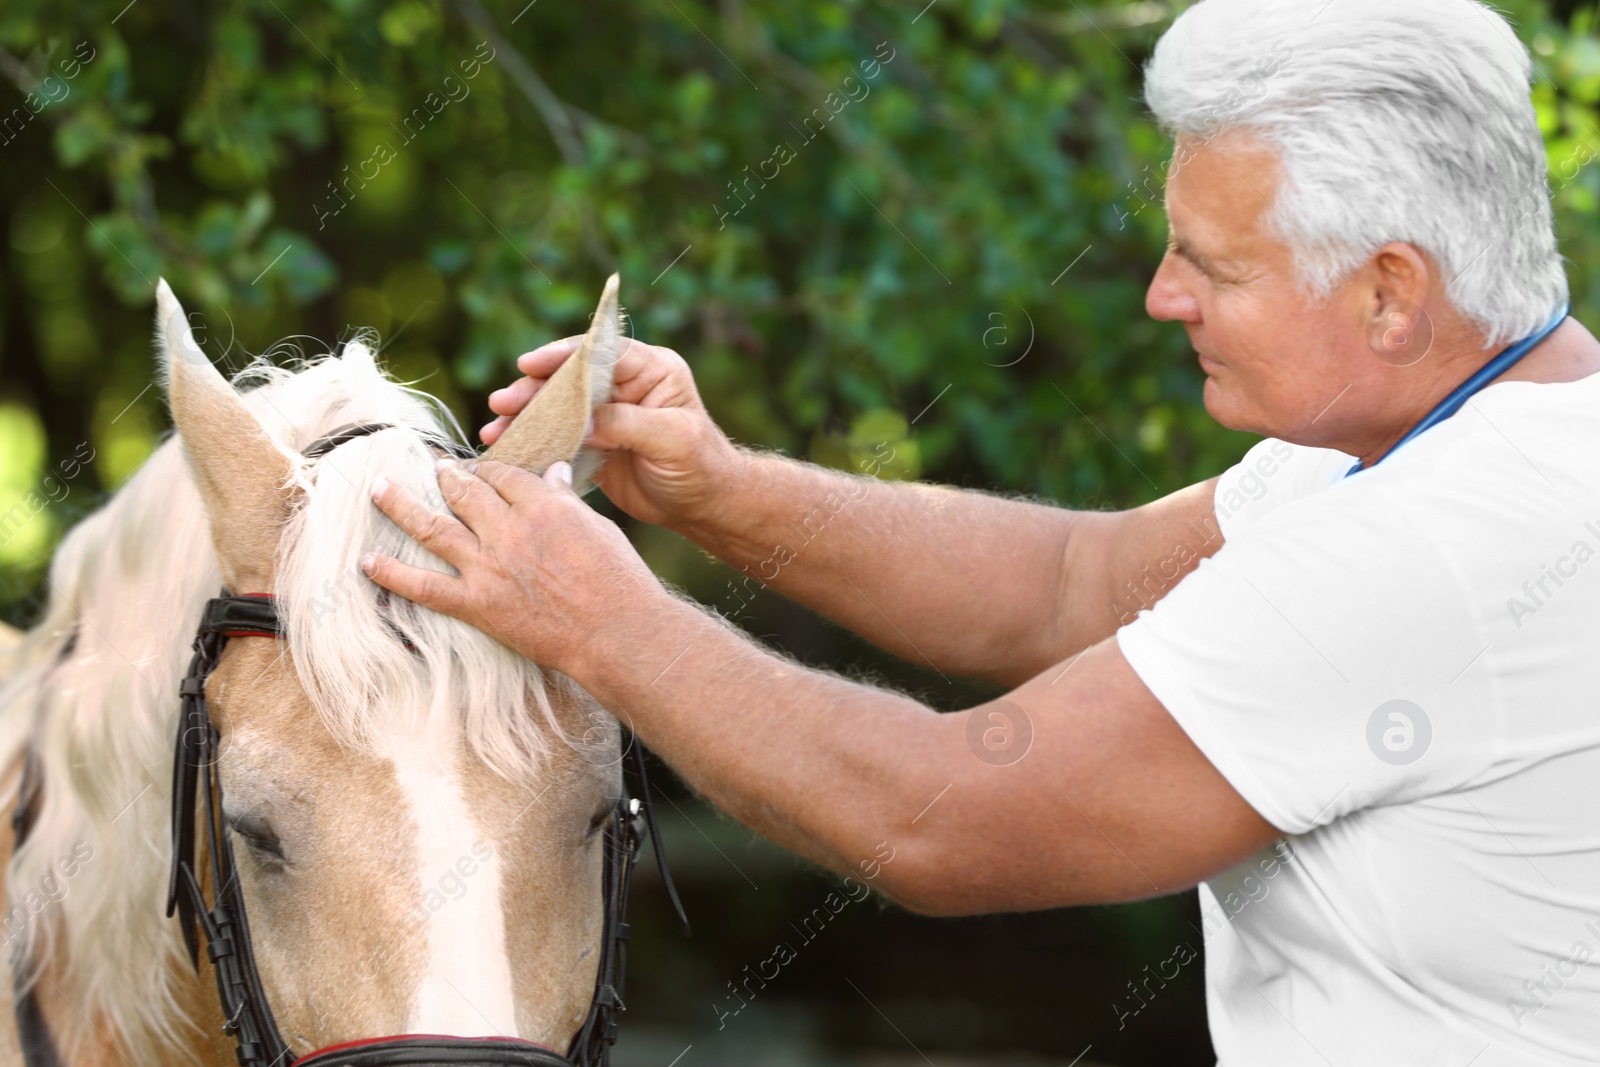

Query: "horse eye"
left=228, top=812, right=286, bottom=861
left=585, top=806, right=613, bottom=839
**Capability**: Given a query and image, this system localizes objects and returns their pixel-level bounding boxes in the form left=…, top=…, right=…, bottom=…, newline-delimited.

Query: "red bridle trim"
left=222, top=593, right=282, bottom=640
left=290, top=1035, right=563, bottom=1067
left=219, top=591, right=420, bottom=650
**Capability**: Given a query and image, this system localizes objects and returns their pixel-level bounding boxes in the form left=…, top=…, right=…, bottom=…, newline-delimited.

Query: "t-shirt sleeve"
left=1116, top=482, right=1497, bottom=834
left=1212, top=437, right=1356, bottom=541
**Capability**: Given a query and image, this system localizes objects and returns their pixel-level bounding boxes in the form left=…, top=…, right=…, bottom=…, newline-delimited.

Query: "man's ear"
left=157, top=279, right=300, bottom=592
left=481, top=273, right=621, bottom=491
left=1365, top=242, right=1436, bottom=364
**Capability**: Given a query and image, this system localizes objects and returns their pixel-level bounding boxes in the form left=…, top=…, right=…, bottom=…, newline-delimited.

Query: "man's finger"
left=471, top=459, right=561, bottom=507
left=588, top=401, right=690, bottom=455
left=514, top=337, right=586, bottom=379
left=544, top=461, right=574, bottom=490
left=359, top=553, right=465, bottom=616
left=487, top=376, right=544, bottom=417
left=519, top=335, right=656, bottom=392
left=434, top=459, right=511, bottom=534
left=371, top=476, right=477, bottom=565
left=480, top=414, right=511, bottom=445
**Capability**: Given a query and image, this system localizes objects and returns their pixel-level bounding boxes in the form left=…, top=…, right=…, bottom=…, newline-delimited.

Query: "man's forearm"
left=670, top=446, right=1107, bottom=686
left=580, top=588, right=951, bottom=903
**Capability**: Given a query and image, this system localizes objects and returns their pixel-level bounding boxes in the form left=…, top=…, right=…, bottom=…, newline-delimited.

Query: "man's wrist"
left=564, top=583, right=701, bottom=696
left=668, top=441, right=760, bottom=545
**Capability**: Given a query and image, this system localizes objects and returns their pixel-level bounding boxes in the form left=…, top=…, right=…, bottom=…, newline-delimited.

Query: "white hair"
left=1143, top=0, right=1569, bottom=347
left=0, top=340, right=573, bottom=1065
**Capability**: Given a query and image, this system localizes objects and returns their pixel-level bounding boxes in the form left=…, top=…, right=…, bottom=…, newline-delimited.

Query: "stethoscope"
left=1344, top=300, right=1571, bottom=477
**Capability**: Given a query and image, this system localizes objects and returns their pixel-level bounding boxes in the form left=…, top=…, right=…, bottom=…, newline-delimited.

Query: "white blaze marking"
left=387, top=729, right=518, bottom=1035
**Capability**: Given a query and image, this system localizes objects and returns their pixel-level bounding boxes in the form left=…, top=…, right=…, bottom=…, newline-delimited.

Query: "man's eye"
left=1168, top=248, right=1203, bottom=276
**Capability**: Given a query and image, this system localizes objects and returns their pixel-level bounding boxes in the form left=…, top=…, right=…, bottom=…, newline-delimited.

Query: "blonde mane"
left=0, top=340, right=568, bottom=1065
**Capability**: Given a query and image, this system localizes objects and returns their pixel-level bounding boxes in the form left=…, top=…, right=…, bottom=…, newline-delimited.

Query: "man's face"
left=1145, top=132, right=1369, bottom=443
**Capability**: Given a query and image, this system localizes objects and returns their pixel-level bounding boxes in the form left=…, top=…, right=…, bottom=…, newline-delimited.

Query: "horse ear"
left=157, top=279, right=299, bottom=592
left=482, top=273, right=621, bottom=490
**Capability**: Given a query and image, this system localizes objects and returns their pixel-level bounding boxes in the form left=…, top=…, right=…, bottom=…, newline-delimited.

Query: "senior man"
left=362, top=0, right=1600, bottom=1062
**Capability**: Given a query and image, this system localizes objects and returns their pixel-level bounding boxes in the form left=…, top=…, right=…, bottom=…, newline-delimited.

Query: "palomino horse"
left=0, top=277, right=638, bottom=1066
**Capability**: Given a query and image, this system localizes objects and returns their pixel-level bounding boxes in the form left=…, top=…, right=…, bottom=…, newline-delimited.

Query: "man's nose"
left=1146, top=251, right=1200, bottom=323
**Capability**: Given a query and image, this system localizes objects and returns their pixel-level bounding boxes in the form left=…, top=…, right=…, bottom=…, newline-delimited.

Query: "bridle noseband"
left=15, top=424, right=688, bottom=1067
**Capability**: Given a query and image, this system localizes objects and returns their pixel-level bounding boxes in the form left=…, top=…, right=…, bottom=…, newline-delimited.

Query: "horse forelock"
left=1, top=341, right=571, bottom=1065
left=265, top=343, right=564, bottom=780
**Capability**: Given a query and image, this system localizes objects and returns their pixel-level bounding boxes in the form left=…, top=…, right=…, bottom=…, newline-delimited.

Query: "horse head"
left=0, top=277, right=632, bottom=1067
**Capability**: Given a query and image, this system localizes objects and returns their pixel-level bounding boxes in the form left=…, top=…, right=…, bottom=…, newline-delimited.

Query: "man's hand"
left=481, top=336, right=741, bottom=529
left=359, top=457, right=663, bottom=676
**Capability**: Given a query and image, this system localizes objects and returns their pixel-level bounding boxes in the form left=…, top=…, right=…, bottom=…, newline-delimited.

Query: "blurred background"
left=2, top=0, right=1598, bottom=1063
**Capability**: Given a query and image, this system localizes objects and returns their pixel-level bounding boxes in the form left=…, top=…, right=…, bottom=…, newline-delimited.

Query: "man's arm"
left=363, top=461, right=1280, bottom=914
left=671, top=450, right=1222, bottom=688
left=575, top=593, right=1278, bottom=914
left=484, top=337, right=1225, bottom=687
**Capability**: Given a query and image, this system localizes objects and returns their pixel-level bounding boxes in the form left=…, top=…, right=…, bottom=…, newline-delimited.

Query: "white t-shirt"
left=1117, top=371, right=1600, bottom=1066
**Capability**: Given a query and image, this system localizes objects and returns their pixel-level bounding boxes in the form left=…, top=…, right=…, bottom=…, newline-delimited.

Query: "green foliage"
left=0, top=0, right=1592, bottom=603
left=2, top=2, right=1598, bottom=1058
left=1, top=2, right=1595, bottom=573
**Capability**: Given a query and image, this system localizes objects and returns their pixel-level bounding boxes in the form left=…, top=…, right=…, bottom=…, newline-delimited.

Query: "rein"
left=12, top=423, right=688, bottom=1067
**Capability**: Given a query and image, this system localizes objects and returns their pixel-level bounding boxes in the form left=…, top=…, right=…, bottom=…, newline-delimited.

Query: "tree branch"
left=0, top=48, right=39, bottom=96
left=451, top=0, right=585, bottom=167
left=450, top=0, right=619, bottom=269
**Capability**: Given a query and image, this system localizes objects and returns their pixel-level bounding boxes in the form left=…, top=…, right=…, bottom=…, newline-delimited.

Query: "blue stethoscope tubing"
left=1345, top=300, right=1572, bottom=476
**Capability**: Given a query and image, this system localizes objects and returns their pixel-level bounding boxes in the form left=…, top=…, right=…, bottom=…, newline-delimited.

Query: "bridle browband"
left=14, top=423, right=688, bottom=1067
